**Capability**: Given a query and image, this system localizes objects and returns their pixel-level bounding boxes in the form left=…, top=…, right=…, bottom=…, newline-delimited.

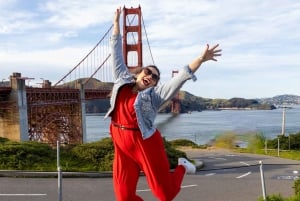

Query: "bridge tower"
left=171, top=70, right=180, bottom=113
left=122, top=6, right=143, bottom=70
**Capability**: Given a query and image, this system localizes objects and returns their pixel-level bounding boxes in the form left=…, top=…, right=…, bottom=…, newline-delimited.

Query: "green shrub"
left=288, top=194, right=300, bottom=201
left=294, top=179, right=300, bottom=196
left=267, top=132, right=300, bottom=150
left=0, top=137, right=194, bottom=172
left=0, top=140, right=55, bottom=170
left=257, top=180, right=300, bottom=201
left=258, top=194, right=286, bottom=201
left=163, top=138, right=187, bottom=168
left=0, top=137, right=9, bottom=144
left=247, top=132, right=266, bottom=153
left=170, top=139, right=197, bottom=147
left=214, top=132, right=236, bottom=149
left=68, top=137, right=188, bottom=171
left=70, top=137, right=114, bottom=171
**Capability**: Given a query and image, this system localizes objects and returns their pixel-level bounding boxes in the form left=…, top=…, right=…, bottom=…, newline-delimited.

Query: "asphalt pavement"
left=1, top=148, right=300, bottom=201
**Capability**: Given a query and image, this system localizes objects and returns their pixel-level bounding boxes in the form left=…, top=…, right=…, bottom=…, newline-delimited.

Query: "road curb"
left=0, top=161, right=205, bottom=178
left=0, top=170, right=113, bottom=178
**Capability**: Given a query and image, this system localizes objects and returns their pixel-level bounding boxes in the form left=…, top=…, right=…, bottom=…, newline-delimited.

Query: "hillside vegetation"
left=85, top=91, right=276, bottom=113
left=60, top=78, right=297, bottom=113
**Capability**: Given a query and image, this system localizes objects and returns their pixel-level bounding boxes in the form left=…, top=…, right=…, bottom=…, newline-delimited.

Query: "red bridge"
left=0, top=6, right=180, bottom=145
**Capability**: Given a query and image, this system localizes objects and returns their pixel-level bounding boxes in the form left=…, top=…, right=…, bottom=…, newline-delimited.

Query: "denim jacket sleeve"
left=154, top=65, right=197, bottom=109
left=104, top=34, right=135, bottom=119
left=134, top=65, right=197, bottom=139
left=110, top=34, right=133, bottom=80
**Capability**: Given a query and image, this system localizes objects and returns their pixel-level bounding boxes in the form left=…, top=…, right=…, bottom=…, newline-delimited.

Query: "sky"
left=0, top=0, right=299, bottom=99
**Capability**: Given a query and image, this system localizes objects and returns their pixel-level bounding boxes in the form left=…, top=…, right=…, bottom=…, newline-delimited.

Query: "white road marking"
left=181, top=184, right=198, bottom=188
left=205, top=173, right=216, bottom=176
left=225, top=154, right=237, bottom=157
left=137, top=184, right=197, bottom=192
left=236, top=171, right=251, bottom=179
left=0, top=194, right=47, bottom=196
left=240, top=162, right=250, bottom=166
left=136, top=189, right=151, bottom=192
left=209, top=157, right=226, bottom=160
left=277, top=175, right=299, bottom=180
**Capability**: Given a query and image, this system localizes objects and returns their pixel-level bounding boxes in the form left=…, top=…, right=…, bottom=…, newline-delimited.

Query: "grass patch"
left=169, top=139, right=207, bottom=149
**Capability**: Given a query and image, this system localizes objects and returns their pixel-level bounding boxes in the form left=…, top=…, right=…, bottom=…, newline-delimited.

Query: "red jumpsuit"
left=110, top=84, right=185, bottom=201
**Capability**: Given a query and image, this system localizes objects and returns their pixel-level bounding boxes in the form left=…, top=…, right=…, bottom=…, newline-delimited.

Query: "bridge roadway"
left=0, top=149, right=299, bottom=201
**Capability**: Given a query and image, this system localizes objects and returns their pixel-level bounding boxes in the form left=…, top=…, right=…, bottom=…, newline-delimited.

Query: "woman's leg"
left=112, top=143, right=143, bottom=201
left=110, top=125, right=143, bottom=201
left=136, top=130, right=185, bottom=201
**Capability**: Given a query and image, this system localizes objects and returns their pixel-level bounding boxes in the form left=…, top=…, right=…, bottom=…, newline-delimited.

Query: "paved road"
left=0, top=149, right=299, bottom=201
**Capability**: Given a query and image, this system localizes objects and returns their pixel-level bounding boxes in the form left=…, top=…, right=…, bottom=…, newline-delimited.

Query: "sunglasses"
left=143, top=68, right=159, bottom=81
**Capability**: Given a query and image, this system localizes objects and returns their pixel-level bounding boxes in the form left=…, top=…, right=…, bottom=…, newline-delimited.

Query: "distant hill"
left=158, top=91, right=209, bottom=113
left=257, top=94, right=300, bottom=106
left=60, top=79, right=297, bottom=113
left=159, top=91, right=276, bottom=113
left=58, top=77, right=113, bottom=90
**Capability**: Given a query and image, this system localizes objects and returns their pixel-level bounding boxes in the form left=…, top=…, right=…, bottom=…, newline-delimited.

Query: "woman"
left=105, top=8, right=222, bottom=201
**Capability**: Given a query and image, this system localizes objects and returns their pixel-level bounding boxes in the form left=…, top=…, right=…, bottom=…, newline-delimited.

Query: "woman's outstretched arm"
left=189, top=44, right=222, bottom=73
left=112, top=7, right=121, bottom=35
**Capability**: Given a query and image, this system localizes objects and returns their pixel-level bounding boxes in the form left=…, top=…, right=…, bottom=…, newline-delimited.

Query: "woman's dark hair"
left=108, top=65, right=161, bottom=98
left=132, top=65, right=160, bottom=86
left=145, top=65, right=160, bottom=84
left=145, top=65, right=160, bottom=78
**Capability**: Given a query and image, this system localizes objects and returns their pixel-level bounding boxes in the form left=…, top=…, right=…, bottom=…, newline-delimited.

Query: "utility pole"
left=281, top=106, right=286, bottom=136
left=171, top=70, right=180, bottom=113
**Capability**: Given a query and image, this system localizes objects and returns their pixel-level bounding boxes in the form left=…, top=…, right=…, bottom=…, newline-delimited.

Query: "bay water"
left=86, top=105, right=300, bottom=145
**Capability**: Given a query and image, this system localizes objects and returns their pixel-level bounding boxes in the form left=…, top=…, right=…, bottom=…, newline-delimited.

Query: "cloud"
left=0, top=45, right=92, bottom=82
left=0, top=6, right=38, bottom=34
left=46, top=31, right=78, bottom=43
left=41, top=0, right=114, bottom=29
left=0, top=0, right=299, bottom=98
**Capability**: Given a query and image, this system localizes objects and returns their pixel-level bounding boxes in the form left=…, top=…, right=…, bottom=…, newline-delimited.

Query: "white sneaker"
left=178, top=158, right=196, bottom=174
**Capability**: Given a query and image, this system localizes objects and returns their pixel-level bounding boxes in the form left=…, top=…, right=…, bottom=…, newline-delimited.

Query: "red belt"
left=112, top=121, right=140, bottom=131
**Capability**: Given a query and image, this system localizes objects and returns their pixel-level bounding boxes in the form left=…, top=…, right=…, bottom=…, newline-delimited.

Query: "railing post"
left=57, top=141, right=62, bottom=201
left=79, top=82, right=87, bottom=143
left=277, top=137, right=280, bottom=157
left=259, top=161, right=267, bottom=200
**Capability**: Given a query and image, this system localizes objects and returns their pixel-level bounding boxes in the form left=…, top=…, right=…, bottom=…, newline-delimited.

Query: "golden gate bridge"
left=0, top=6, right=180, bottom=145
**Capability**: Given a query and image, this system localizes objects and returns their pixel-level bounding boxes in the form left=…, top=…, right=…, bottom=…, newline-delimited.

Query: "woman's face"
left=135, top=67, right=159, bottom=90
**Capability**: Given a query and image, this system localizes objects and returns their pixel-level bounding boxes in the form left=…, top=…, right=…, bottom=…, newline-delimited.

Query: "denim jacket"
left=104, top=34, right=197, bottom=139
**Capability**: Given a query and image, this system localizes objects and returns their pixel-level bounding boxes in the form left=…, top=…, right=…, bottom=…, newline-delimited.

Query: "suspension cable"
left=141, top=14, right=155, bottom=65
left=54, top=24, right=113, bottom=87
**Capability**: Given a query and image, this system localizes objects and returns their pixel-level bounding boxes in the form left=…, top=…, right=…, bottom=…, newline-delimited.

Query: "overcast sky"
left=1, top=0, right=299, bottom=99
